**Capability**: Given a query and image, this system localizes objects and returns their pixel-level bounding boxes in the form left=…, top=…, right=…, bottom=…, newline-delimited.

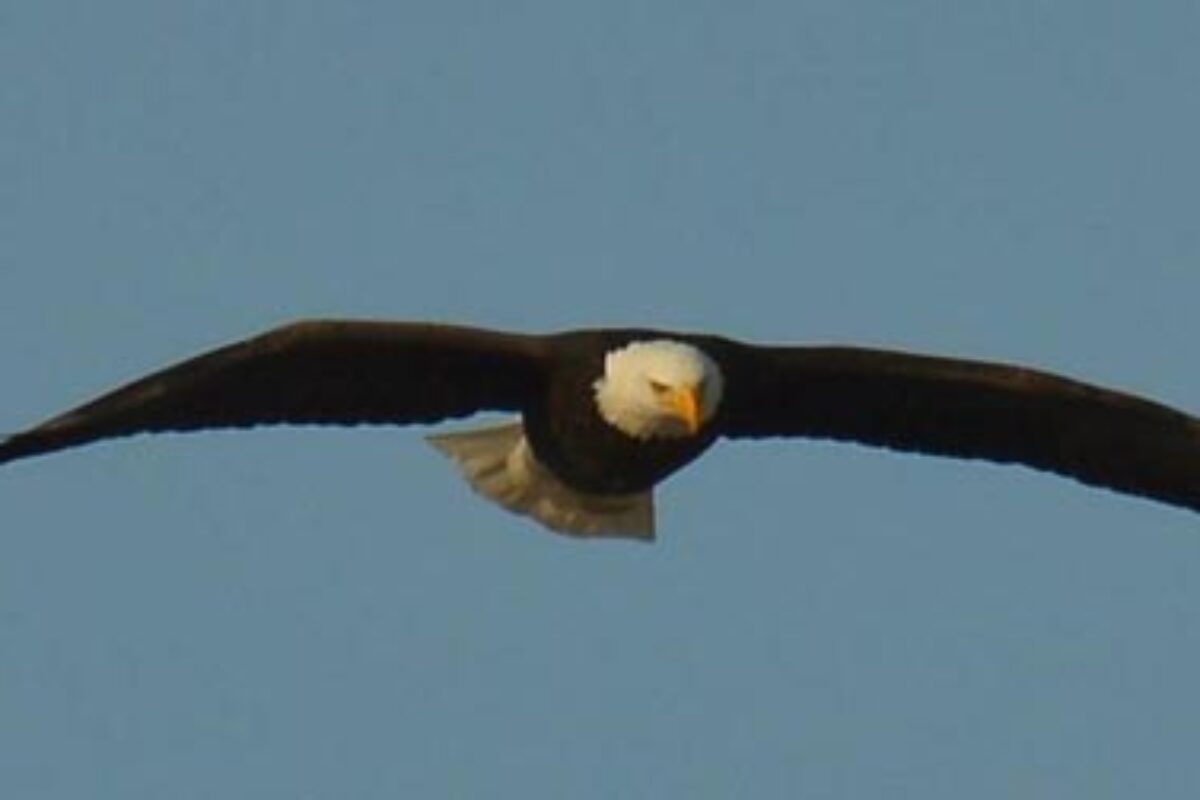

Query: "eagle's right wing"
left=1, top=320, right=549, bottom=465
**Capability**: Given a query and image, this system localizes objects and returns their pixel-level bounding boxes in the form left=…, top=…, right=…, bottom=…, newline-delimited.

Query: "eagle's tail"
left=427, top=421, right=654, bottom=541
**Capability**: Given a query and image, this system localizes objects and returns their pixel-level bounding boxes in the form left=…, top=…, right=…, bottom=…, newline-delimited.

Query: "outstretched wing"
left=1, top=320, right=548, bottom=465
left=711, top=342, right=1200, bottom=513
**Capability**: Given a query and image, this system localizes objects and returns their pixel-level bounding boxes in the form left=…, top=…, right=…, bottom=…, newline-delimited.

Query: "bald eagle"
left=2, top=321, right=1197, bottom=538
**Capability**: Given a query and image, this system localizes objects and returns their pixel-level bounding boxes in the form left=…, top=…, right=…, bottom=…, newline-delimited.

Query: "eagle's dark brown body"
left=527, top=329, right=722, bottom=495
left=2, top=320, right=1198, bottom=522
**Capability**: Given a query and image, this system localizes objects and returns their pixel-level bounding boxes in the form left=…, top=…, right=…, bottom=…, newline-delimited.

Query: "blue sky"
left=2, top=2, right=1197, bottom=797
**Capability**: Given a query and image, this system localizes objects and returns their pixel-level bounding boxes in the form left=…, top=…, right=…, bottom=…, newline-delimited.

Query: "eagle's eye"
left=648, top=379, right=670, bottom=395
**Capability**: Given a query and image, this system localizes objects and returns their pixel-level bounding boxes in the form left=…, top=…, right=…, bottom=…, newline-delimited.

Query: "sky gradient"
left=3, top=2, right=1198, bottom=797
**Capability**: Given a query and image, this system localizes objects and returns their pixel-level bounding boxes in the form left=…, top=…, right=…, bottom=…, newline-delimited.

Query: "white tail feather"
left=426, top=421, right=654, bottom=540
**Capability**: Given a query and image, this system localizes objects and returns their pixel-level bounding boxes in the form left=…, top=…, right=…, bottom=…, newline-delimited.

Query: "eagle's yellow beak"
left=666, top=385, right=703, bottom=434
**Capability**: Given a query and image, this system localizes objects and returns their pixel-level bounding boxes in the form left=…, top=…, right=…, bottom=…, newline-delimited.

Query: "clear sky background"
left=2, top=2, right=1197, bottom=798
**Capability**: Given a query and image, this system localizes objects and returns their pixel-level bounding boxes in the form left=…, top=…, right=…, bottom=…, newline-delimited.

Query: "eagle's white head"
left=593, top=340, right=724, bottom=440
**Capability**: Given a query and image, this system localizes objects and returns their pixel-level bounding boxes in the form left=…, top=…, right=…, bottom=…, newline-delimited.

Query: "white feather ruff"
left=593, top=339, right=724, bottom=439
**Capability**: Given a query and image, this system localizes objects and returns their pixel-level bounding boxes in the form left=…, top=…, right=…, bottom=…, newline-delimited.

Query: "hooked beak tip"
left=672, top=386, right=703, bottom=434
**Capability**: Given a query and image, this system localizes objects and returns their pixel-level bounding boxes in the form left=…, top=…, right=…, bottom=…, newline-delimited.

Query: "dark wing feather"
left=712, top=342, right=1200, bottom=513
left=1, top=320, right=548, bottom=465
